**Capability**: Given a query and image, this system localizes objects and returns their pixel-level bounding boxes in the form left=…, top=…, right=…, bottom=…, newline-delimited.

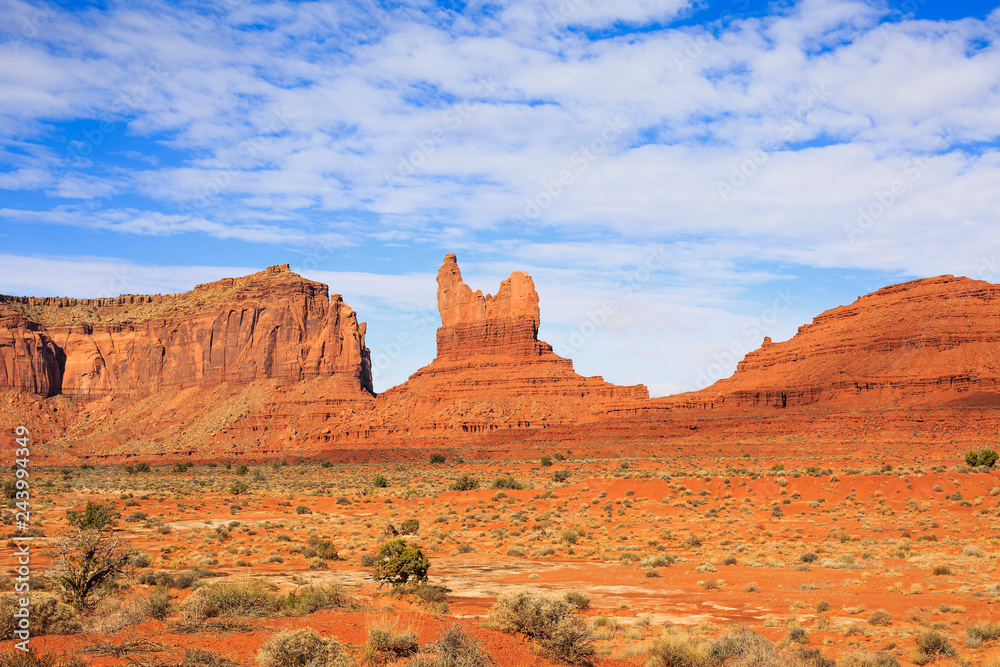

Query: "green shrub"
left=552, top=470, right=570, bottom=482
left=294, top=505, right=312, bottom=515
left=488, top=591, right=594, bottom=663
left=257, top=627, right=343, bottom=667
left=450, top=476, right=480, bottom=491
left=372, top=475, right=388, bottom=488
left=172, top=462, right=191, bottom=473
left=966, top=448, right=999, bottom=467
left=400, top=518, right=420, bottom=535
left=304, top=538, right=338, bottom=561
left=0, top=593, right=81, bottom=640
left=540, top=455, right=552, bottom=467
left=229, top=481, right=249, bottom=495
left=65, top=501, right=114, bottom=530
left=134, top=462, right=151, bottom=473
left=373, top=540, right=430, bottom=587
left=429, top=454, right=447, bottom=464
left=564, top=591, right=590, bottom=610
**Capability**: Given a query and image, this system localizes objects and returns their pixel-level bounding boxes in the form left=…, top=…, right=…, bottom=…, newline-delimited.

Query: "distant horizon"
left=3, top=0, right=999, bottom=396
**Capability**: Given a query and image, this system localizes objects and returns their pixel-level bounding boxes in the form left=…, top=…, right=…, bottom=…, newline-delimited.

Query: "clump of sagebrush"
left=488, top=591, right=593, bottom=663
left=282, top=583, right=356, bottom=616
left=257, top=627, right=348, bottom=667
left=411, top=624, right=495, bottom=667
left=365, top=617, right=419, bottom=662
left=0, top=593, right=81, bottom=640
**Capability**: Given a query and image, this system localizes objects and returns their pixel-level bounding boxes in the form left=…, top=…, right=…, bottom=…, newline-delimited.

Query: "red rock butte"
left=2, top=259, right=1000, bottom=464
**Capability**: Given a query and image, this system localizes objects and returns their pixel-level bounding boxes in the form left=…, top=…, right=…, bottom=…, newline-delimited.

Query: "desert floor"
left=5, top=444, right=1000, bottom=666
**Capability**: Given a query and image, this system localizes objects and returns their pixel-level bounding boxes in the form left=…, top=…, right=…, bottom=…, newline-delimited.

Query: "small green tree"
left=372, top=475, right=388, bottom=488
left=540, top=455, right=552, bottom=467
left=372, top=540, right=429, bottom=587
left=966, top=448, right=998, bottom=468
left=400, top=518, right=419, bottom=535
left=66, top=501, right=115, bottom=530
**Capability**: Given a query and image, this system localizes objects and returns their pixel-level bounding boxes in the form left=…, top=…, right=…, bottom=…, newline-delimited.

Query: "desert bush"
left=788, top=627, right=808, bottom=644
left=373, top=539, right=430, bottom=587
left=142, top=586, right=172, bottom=620
left=400, top=518, right=420, bottom=535
left=229, top=481, right=250, bottom=495
left=915, top=630, right=956, bottom=658
left=867, top=610, right=891, bottom=626
left=373, top=475, right=389, bottom=488
left=429, top=454, right=447, bottom=464
left=646, top=635, right=708, bottom=667
left=294, top=505, right=312, bottom=515
left=961, top=545, right=985, bottom=557
left=799, top=552, right=818, bottom=563
left=257, top=627, right=344, bottom=667
left=931, top=564, right=953, bottom=575
left=967, top=621, right=1000, bottom=643
left=183, top=579, right=282, bottom=618
left=65, top=501, right=115, bottom=530
left=490, top=477, right=524, bottom=490
left=708, top=627, right=773, bottom=663
left=411, top=623, right=494, bottom=667
left=283, top=583, right=354, bottom=615
left=743, top=582, right=760, bottom=593
left=46, top=529, right=139, bottom=609
left=540, top=456, right=552, bottom=467
left=552, top=470, right=570, bottom=482
left=488, top=590, right=594, bottom=663
left=966, top=448, right=999, bottom=467
left=450, top=476, right=480, bottom=491
left=305, top=538, right=339, bottom=561
left=564, top=591, right=590, bottom=610
left=0, top=593, right=81, bottom=640
left=366, top=620, right=418, bottom=660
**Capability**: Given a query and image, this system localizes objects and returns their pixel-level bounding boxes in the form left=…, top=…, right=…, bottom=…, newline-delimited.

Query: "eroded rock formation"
left=0, top=264, right=373, bottom=399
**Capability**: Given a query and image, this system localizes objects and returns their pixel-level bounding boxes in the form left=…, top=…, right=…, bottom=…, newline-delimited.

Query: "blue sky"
left=2, top=0, right=1000, bottom=395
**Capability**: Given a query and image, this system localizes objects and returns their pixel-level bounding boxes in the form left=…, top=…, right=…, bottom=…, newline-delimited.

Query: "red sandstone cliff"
left=347, top=254, right=648, bottom=438
left=0, top=264, right=373, bottom=399
left=663, top=275, right=1000, bottom=411
left=5, top=263, right=1000, bottom=464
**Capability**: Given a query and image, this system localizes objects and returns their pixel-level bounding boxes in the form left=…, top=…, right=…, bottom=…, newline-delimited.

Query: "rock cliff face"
left=0, top=265, right=373, bottom=400
left=354, top=254, right=648, bottom=438
left=658, top=275, right=1000, bottom=411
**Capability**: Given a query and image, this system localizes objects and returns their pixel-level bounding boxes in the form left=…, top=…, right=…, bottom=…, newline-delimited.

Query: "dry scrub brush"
left=257, top=627, right=349, bottom=667
left=488, top=590, right=594, bottom=664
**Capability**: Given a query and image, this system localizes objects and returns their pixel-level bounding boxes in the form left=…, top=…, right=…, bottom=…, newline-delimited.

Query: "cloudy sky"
left=2, top=0, right=999, bottom=395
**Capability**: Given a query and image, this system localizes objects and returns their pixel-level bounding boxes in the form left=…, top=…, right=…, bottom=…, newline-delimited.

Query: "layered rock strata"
left=0, top=264, right=373, bottom=399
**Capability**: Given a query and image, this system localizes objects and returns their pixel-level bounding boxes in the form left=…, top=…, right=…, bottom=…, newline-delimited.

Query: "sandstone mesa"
left=2, top=255, right=999, bottom=463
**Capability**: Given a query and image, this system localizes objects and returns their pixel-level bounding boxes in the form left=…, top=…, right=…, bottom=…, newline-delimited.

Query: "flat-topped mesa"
left=435, top=253, right=551, bottom=361
left=673, top=274, right=1000, bottom=410
left=0, top=264, right=373, bottom=399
